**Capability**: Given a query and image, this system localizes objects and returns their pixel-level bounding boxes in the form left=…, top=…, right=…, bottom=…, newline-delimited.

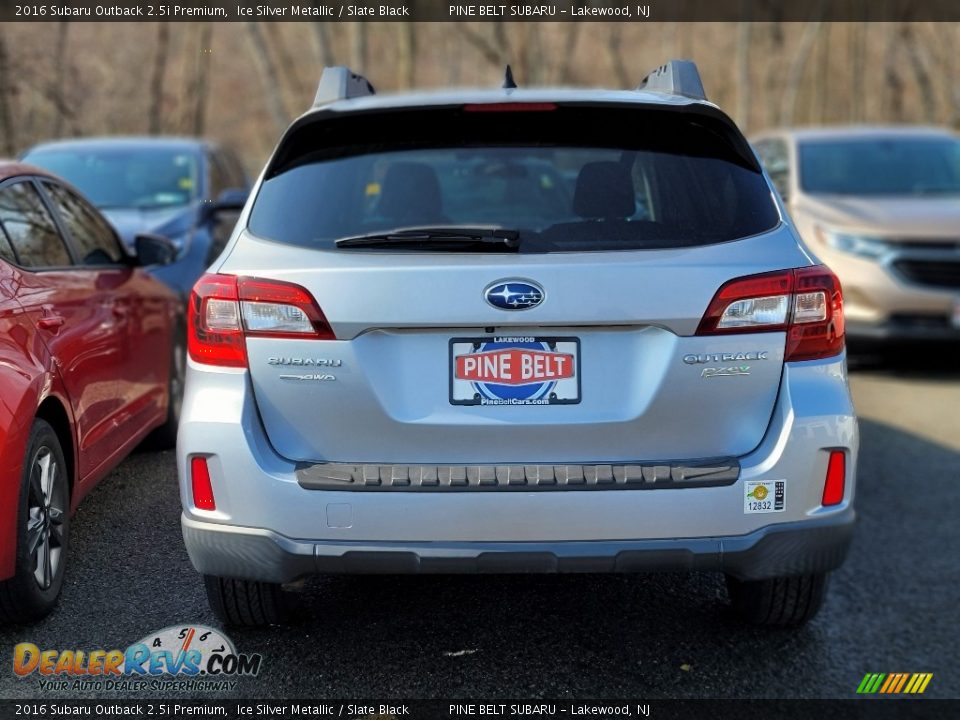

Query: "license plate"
left=450, top=336, right=581, bottom=406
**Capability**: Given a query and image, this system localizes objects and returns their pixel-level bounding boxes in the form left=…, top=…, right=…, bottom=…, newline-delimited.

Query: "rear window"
left=248, top=105, right=779, bottom=253
left=23, top=146, right=201, bottom=210
left=799, top=137, right=960, bottom=196
left=0, top=182, right=72, bottom=268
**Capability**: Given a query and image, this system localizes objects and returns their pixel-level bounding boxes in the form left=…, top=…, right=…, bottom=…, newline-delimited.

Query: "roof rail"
left=312, top=66, right=375, bottom=108
left=637, top=60, right=706, bottom=101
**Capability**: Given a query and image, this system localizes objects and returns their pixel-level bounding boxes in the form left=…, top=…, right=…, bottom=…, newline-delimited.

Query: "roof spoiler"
left=312, top=66, right=375, bottom=108
left=637, top=60, right=706, bottom=101
left=312, top=62, right=705, bottom=108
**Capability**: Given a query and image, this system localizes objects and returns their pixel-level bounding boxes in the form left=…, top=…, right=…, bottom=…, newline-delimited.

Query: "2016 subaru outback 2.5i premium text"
left=177, top=61, right=856, bottom=627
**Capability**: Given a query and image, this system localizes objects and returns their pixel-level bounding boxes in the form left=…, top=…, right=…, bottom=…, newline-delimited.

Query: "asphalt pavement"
left=1, top=348, right=958, bottom=700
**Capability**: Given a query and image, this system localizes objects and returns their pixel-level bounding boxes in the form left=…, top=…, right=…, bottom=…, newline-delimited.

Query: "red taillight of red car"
left=696, top=265, right=845, bottom=362
left=187, top=274, right=334, bottom=368
left=191, top=456, right=216, bottom=511
left=822, top=451, right=846, bottom=506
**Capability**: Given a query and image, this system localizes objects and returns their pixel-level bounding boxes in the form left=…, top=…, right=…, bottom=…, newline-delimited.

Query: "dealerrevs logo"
left=13, top=625, right=261, bottom=692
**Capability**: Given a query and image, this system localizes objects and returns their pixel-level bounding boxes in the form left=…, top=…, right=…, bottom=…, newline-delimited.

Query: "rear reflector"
left=191, top=457, right=216, bottom=511
left=822, top=451, right=846, bottom=506
left=188, top=274, right=335, bottom=367
left=697, top=265, right=845, bottom=362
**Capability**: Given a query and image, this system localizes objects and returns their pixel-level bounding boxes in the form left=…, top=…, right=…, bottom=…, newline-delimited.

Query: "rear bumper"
left=181, top=508, right=855, bottom=582
left=177, top=353, right=858, bottom=580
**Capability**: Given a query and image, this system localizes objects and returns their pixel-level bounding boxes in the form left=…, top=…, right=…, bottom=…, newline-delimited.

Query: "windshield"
left=799, top=137, right=960, bottom=196
left=23, top=146, right=201, bottom=210
left=248, top=106, right=778, bottom=253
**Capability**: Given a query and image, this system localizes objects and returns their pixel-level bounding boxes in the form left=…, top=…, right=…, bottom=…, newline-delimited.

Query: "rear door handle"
left=38, top=315, right=65, bottom=330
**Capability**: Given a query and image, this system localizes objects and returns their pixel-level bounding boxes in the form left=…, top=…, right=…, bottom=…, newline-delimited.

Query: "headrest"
left=573, top=161, right=636, bottom=219
left=378, top=162, right=443, bottom=221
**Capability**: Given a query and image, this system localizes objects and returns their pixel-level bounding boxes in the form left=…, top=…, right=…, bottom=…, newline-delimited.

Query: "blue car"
left=22, top=137, right=249, bottom=304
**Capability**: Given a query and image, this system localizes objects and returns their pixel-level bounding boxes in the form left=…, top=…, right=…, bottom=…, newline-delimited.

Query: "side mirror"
left=134, top=233, right=177, bottom=267
left=201, top=188, right=248, bottom=223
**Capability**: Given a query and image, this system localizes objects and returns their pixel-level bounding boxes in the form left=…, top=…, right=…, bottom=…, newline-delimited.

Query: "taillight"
left=696, top=265, right=844, bottom=362
left=188, top=274, right=245, bottom=367
left=788, top=266, right=845, bottom=361
left=822, top=451, right=846, bottom=506
left=187, top=273, right=334, bottom=368
left=191, top=456, right=216, bottom=511
left=239, top=277, right=334, bottom=340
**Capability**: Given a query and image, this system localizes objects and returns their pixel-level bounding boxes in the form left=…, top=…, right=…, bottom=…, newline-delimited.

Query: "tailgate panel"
left=246, top=327, right=784, bottom=464
left=229, top=228, right=804, bottom=465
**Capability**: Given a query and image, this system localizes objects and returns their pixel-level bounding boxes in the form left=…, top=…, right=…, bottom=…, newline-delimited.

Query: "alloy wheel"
left=25, top=447, right=66, bottom=590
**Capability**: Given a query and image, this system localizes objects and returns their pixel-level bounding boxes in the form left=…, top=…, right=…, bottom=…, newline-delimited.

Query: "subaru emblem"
left=484, top=280, right=544, bottom=310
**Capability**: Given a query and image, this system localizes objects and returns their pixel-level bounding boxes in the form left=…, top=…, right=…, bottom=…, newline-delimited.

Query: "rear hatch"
left=215, top=101, right=813, bottom=464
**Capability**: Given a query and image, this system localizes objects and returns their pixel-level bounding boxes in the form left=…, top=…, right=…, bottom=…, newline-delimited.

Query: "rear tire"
left=0, top=420, right=70, bottom=624
left=726, top=573, right=828, bottom=627
left=203, top=575, right=289, bottom=627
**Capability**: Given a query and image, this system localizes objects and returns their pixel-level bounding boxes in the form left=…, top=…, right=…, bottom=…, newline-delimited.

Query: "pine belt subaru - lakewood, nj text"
left=176, top=62, right=857, bottom=627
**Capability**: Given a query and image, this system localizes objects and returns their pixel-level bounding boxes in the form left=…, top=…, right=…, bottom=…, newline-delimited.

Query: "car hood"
left=101, top=206, right=194, bottom=247
left=796, top=194, right=960, bottom=240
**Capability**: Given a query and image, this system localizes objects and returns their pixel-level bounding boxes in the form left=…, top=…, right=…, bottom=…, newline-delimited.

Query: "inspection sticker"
left=744, top=480, right=786, bottom=513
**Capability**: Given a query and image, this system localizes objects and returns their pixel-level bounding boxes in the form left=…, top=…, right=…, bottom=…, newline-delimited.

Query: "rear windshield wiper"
left=335, top=227, right=521, bottom=250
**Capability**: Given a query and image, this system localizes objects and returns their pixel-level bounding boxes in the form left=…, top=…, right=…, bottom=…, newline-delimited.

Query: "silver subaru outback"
left=177, top=61, right=857, bottom=627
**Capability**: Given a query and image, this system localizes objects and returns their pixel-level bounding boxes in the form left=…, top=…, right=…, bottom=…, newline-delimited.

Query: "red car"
left=0, top=162, right=183, bottom=623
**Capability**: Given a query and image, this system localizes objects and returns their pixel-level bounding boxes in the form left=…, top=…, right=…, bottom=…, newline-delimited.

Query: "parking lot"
left=1, top=348, right=958, bottom=700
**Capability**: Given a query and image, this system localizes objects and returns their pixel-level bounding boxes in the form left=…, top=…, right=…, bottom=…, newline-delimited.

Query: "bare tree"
left=882, top=23, right=904, bottom=122
left=0, top=28, right=15, bottom=155
left=440, top=22, right=465, bottom=85
left=148, top=24, right=170, bottom=135
left=813, top=23, right=832, bottom=123
left=244, top=22, right=289, bottom=133
left=900, top=24, right=937, bottom=123
left=11, top=18, right=960, bottom=171
left=736, top=21, right=752, bottom=132
left=190, top=23, right=214, bottom=136
left=659, top=22, right=678, bottom=61
left=849, top=21, right=866, bottom=121
left=396, top=23, right=416, bottom=89
left=679, top=22, right=694, bottom=60
left=555, top=24, right=582, bottom=84
left=348, top=24, right=367, bottom=71
left=311, top=23, right=335, bottom=67
left=761, top=22, right=784, bottom=128
left=606, top=26, right=631, bottom=89
left=515, top=25, right=545, bottom=85
left=492, top=23, right=510, bottom=70
left=457, top=23, right=510, bottom=68
left=953, top=24, right=960, bottom=127
left=266, top=23, right=307, bottom=110
left=50, top=23, right=70, bottom=136
left=780, top=20, right=821, bottom=125
left=929, top=23, right=960, bottom=126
